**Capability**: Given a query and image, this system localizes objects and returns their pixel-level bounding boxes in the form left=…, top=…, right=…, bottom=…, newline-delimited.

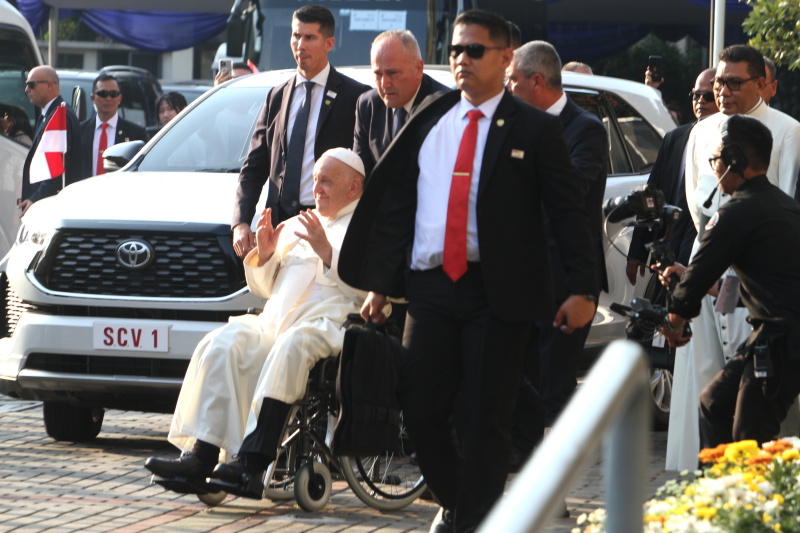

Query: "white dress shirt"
left=411, top=90, right=504, bottom=271
left=286, top=63, right=330, bottom=206
left=544, top=92, right=568, bottom=117
left=91, top=113, right=119, bottom=176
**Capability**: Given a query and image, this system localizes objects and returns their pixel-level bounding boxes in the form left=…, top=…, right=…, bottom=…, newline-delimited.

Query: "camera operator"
left=658, top=114, right=800, bottom=448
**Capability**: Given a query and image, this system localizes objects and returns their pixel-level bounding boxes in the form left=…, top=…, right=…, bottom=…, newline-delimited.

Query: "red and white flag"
left=30, top=103, right=67, bottom=184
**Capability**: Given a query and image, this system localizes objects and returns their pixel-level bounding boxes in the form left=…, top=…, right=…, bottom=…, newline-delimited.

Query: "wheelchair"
left=197, top=315, right=427, bottom=512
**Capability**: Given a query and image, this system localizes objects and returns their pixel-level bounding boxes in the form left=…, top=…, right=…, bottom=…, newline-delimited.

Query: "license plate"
left=93, top=322, right=169, bottom=352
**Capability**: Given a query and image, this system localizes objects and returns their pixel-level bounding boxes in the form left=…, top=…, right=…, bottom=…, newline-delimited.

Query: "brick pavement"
left=0, top=396, right=679, bottom=532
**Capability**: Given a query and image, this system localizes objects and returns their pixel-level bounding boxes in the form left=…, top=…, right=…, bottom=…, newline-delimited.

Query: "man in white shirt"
left=145, top=149, right=368, bottom=499
left=79, top=74, right=147, bottom=179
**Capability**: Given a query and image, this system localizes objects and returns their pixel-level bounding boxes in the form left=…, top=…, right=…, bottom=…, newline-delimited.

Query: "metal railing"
left=478, top=339, right=650, bottom=533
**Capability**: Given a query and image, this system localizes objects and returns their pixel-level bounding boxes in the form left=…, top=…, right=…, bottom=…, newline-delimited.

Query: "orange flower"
left=763, top=440, right=792, bottom=455
left=747, top=451, right=774, bottom=465
left=699, top=443, right=729, bottom=463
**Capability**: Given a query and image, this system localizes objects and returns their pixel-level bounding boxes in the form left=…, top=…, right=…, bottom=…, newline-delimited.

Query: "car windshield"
left=137, top=86, right=266, bottom=173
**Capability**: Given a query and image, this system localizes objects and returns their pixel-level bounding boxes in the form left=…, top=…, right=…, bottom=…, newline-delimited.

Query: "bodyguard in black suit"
left=626, top=68, right=719, bottom=281
left=79, top=74, right=147, bottom=180
left=353, top=30, right=448, bottom=178
left=19, top=66, right=82, bottom=216
left=231, top=5, right=369, bottom=258
left=505, top=42, right=608, bottom=455
left=339, top=11, right=598, bottom=533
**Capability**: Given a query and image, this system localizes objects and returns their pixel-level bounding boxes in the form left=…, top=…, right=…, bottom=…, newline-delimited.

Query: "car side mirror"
left=71, top=85, right=88, bottom=122
left=102, top=140, right=145, bottom=173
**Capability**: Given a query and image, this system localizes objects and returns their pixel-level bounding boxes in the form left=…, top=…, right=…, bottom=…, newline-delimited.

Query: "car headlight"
left=15, top=222, right=54, bottom=249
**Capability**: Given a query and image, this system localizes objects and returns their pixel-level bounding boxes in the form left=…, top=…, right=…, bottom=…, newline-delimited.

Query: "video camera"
left=604, top=184, right=689, bottom=342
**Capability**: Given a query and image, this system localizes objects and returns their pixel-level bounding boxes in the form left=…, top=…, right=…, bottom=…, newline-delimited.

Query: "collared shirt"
left=39, top=96, right=58, bottom=124
left=393, top=84, right=421, bottom=135
left=544, top=92, right=568, bottom=117
left=411, top=90, right=504, bottom=270
left=286, top=62, right=331, bottom=206
left=92, top=113, right=119, bottom=177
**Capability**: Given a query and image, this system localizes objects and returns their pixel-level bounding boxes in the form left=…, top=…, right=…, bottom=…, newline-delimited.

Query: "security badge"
left=325, top=90, right=337, bottom=106
left=705, top=211, right=720, bottom=231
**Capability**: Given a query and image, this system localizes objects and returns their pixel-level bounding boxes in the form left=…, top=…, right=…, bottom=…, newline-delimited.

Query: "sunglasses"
left=448, top=43, right=504, bottom=59
left=24, top=80, right=48, bottom=89
left=690, top=91, right=714, bottom=102
left=94, top=90, right=121, bottom=98
left=712, top=76, right=757, bottom=92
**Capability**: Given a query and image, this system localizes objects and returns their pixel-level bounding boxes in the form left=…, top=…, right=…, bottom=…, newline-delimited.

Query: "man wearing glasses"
left=667, top=44, right=800, bottom=471
left=18, top=66, right=82, bottom=217
left=339, top=9, right=597, bottom=532
left=79, top=74, right=147, bottom=179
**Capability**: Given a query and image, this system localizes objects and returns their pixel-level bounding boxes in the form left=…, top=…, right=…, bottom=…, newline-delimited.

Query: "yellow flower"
left=773, top=494, right=785, bottom=505
left=724, top=440, right=759, bottom=463
left=781, top=449, right=799, bottom=462
left=763, top=512, right=772, bottom=523
left=696, top=507, right=717, bottom=520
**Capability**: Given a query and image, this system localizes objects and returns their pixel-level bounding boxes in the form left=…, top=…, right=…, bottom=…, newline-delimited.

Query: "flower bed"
left=576, top=438, right=800, bottom=533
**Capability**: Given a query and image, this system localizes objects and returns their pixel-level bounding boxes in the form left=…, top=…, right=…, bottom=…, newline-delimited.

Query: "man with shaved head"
left=146, top=148, right=369, bottom=499
left=19, top=66, right=82, bottom=216
left=353, top=29, right=448, bottom=178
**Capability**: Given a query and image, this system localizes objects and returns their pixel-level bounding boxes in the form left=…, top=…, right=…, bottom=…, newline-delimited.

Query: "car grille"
left=3, top=275, right=39, bottom=338
left=24, top=353, right=189, bottom=379
left=33, top=229, right=245, bottom=298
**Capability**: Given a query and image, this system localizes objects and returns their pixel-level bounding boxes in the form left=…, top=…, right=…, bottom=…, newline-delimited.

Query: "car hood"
left=24, top=171, right=240, bottom=227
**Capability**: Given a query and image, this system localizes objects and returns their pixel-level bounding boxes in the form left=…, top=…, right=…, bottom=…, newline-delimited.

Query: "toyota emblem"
left=116, top=240, right=154, bottom=270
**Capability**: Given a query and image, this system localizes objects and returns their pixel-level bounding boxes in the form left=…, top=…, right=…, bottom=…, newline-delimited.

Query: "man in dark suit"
left=353, top=30, right=448, bottom=178
left=18, top=66, right=82, bottom=216
left=627, top=68, right=718, bottom=282
left=505, top=41, right=608, bottom=458
left=338, top=10, right=598, bottom=533
left=231, top=4, right=369, bottom=258
left=79, top=74, right=147, bottom=180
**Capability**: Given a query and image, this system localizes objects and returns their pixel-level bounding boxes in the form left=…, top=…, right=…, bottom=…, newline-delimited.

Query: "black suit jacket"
left=339, top=89, right=599, bottom=323
left=79, top=114, right=148, bottom=179
left=21, top=95, right=83, bottom=203
left=233, top=66, right=370, bottom=227
left=554, top=97, right=609, bottom=297
left=353, top=73, right=448, bottom=178
left=628, top=123, right=697, bottom=265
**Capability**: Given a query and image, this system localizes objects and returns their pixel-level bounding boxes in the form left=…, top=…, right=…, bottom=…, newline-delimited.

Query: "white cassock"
left=666, top=100, right=800, bottom=470
left=167, top=200, right=366, bottom=455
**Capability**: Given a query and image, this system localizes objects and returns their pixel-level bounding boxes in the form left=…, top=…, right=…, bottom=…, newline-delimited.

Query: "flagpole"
left=61, top=102, right=66, bottom=192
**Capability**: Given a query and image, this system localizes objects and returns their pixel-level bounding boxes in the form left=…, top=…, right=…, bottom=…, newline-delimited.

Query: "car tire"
left=43, top=402, right=104, bottom=442
left=650, top=367, right=672, bottom=430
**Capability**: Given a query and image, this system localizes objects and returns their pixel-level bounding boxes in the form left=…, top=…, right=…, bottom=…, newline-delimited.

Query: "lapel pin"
left=511, top=149, right=524, bottom=159
left=326, top=90, right=337, bottom=99
left=325, top=100, right=331, bottom=106
left=496, top=119, right=505, bottom=127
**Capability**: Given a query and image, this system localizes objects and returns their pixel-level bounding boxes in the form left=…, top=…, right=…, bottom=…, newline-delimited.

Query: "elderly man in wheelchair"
left=145, top=148, right=374, bottom=500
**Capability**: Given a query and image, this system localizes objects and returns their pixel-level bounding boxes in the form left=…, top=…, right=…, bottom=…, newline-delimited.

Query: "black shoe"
left=429, top=507, right=455, bottom=533
left=207, top=459, right=265, bottom=500
left=145, top=453, right=216, bottom=494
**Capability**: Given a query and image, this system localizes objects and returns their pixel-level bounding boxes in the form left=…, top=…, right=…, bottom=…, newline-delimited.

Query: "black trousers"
left=397, top=266, right=529, bottom=533
left=699, top=345, right=800, bottom=448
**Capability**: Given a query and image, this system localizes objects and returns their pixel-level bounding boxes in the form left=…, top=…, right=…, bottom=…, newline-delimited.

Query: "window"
left=604, top=92, right=662, bottom=173
left=568, top=90, right=631, bottom=175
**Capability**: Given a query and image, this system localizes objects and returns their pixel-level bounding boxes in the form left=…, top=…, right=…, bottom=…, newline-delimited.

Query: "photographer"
left=658, top=115, right=800, bottom=448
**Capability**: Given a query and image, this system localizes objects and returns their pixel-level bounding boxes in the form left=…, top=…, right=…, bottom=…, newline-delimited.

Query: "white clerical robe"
left=167, top=200, right=366, bottom=455
left=666, top=101, right=800, bottom=471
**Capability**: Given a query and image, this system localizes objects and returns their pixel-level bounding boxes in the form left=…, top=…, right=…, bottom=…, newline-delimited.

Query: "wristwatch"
left=579, top=294, right=598, bottom=303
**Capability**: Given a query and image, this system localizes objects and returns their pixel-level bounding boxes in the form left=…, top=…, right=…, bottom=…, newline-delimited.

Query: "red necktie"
left=97, top=123, right=109, bottom=176
left=443, top=109, right=483, bottom=282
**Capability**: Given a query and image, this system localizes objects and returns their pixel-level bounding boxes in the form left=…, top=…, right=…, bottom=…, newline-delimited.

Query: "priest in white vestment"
left=145, top=148, right=369, bottom=496
left=666, top=45, right=800, bottom=471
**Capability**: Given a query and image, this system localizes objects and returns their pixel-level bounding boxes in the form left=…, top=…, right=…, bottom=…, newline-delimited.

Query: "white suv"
left=0, top=68, right=674, bottom=441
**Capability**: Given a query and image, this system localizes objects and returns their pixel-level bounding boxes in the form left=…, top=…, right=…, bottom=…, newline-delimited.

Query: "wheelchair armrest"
left=344, top=314, right=366, bottom=329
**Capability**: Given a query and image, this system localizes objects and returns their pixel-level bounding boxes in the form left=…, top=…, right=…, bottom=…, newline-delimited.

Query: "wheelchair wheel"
left=294, top=461, right=332, bottom=512
left=339, top=440, right=427, bottom=512
left=197, top=490, right=227, bottom=506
